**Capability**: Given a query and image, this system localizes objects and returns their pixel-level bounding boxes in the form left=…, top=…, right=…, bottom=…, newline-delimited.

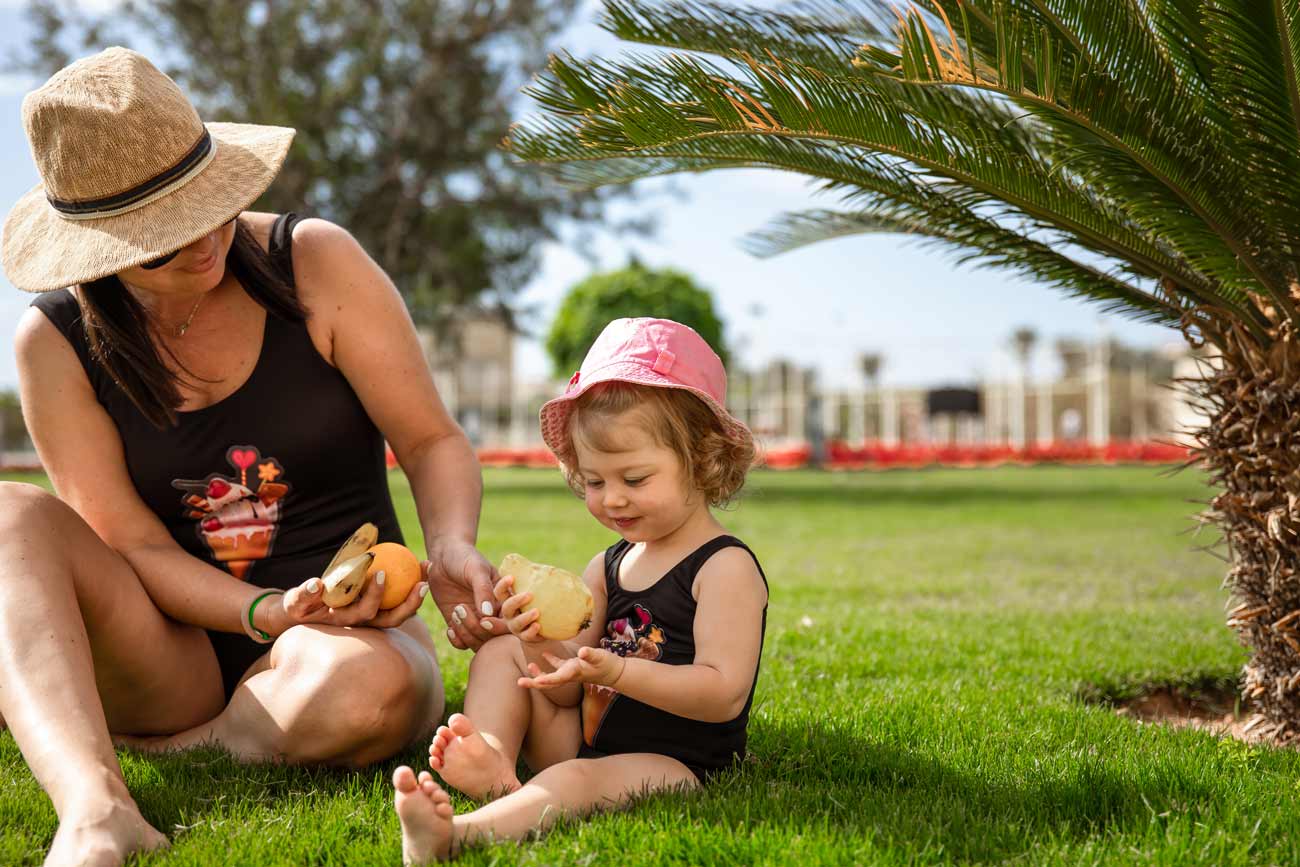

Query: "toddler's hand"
left=494, top=575, right=544, bottom=643
left=517, top=647, right=625, bottom=690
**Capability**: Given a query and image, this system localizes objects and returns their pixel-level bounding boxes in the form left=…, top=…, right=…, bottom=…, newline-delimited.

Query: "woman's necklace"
left=173, top=293, right=207, bottom=338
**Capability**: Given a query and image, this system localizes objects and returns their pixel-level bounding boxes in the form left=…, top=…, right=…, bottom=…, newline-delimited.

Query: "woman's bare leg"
left=394, top=753, right=697, bottom=863
left=427, top=636, right=580, bottom=800
left=126, top=616, right=445, bottom=767
left=0, top=483, right=225, bottom=867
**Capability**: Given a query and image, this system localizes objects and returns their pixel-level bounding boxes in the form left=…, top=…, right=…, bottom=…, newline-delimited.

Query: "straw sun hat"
left=1, top=47, right=295, bottom=293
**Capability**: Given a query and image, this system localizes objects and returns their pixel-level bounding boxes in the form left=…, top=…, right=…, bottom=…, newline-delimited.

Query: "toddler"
left=391, top=317, right=767, bottom=863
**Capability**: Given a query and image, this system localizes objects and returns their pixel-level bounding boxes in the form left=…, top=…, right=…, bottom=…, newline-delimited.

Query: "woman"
left=0, top=48, right=499, bottom=867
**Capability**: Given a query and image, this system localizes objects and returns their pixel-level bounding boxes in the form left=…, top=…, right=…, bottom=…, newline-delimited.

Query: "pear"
left=499, top=553, right=593, bottom=640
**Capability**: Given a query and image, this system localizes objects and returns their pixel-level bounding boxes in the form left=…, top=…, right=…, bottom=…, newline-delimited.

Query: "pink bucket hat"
left=539, top=317, right=750, bottom=456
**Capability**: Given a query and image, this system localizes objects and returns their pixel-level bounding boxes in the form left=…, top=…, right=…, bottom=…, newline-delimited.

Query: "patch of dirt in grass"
left=1081, top=678, right=1280, bottom=743
left=1113, top=686, right=1260, bottom=740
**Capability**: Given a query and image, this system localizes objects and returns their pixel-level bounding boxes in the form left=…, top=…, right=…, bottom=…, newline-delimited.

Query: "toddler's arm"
left=499, top=552, right=608, bottom=707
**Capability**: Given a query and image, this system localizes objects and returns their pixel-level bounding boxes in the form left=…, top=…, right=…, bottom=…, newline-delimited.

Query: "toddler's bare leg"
left=428, top=636, right=579, bottom=800
left=394, top=753, right=697, bottom=863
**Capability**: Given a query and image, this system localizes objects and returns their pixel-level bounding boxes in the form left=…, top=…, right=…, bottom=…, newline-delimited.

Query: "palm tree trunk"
left=1201, top=328, right=1300, bottom=740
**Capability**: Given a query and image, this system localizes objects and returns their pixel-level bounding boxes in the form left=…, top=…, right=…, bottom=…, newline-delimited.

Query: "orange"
left=367, top=542, right=423, bottom=610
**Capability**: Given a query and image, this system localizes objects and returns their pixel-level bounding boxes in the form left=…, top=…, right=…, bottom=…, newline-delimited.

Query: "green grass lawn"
left=3, top=465, right=1298, bottom=865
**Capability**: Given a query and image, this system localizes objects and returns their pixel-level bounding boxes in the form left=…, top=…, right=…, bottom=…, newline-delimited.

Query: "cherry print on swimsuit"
left=171, top=444, right=291, bottom=581
left=581, top=604, right=666, bottom=746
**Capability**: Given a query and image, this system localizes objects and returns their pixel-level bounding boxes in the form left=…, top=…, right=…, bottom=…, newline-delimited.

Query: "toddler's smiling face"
left=574, top=411, right=698, bottom=543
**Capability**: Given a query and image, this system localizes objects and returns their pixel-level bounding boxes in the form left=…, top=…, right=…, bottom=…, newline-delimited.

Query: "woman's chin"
left=186, top=262, right=228, bottom=293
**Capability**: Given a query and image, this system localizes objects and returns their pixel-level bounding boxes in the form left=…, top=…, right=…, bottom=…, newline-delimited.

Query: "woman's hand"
left=517, top=647, right=625, bottom=691
left=493, top=575, right=545, bottom=643
left=264, top=567, right=429, bottom=634
left=424, top=535, right=499, bottom=650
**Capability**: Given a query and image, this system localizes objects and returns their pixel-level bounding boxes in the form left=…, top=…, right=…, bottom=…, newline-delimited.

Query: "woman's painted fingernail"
left=447, top=628, right=457, bottom=642
left=482, top=619, right=495, bottom=632
left=376, top=570, right=386, bottom=585
left=305, top=578, right=321, bottom=593
left=453, top=604, right=467, bottom=622
left=418, top=584, right=429, bottom=598
left=481, top=601, right=494, bottom=616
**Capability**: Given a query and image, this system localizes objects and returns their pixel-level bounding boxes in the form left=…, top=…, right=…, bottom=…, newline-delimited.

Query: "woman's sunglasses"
left=139, top=249, right=180, bottom=270
left=140, top=218, right=236, bottom=270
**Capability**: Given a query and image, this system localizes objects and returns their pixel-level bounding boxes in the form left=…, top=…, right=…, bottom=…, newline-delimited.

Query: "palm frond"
left=743, top=205, right=1184, bottom=327
left=1145, top=0, right=1214, bottom=90
left=1204, top=1, right=1300, bottom=273
left=862, top=3, right=1292, bottom=316
left=512, top=49, right=1263, bottom=328
left=506, top=0, right=1300, bottom=346
left=600, top=0, right=881, bottom=69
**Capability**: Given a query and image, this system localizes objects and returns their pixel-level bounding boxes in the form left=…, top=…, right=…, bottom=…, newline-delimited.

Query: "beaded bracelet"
left=241, top=589, right=285, bottom=644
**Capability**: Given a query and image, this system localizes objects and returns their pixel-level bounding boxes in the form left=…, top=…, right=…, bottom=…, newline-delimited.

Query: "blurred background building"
left=0, top=325, right=1199, bottom=471
left=421, top=328, right=1201, bottom=451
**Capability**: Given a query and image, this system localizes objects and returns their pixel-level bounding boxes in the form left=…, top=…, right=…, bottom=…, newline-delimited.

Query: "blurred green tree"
left=545, top=261, right=727, bottom=376
left=0, top=390, right=30, bottom=452
left=19, top=0, right=634, bottom=326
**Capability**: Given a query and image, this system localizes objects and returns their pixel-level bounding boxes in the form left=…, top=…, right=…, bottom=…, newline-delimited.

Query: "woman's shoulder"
left=241, top=212, right=375, bottom=325
left=28, top=286, right=79, bottom=318
left=21, top=289, right=83, bottom=353
left=16, top=299, right=95, bottom=394
left=268, top=214, right=385, bottom=306
left=239, top=211, right=352, bottom=258
left=236, top=210, right=279, bottom=251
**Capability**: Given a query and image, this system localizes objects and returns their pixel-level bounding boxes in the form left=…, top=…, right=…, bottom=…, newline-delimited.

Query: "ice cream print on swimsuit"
left=582, top=605, right=666, bottom=745
left=172, top=445, right=290, bottom=580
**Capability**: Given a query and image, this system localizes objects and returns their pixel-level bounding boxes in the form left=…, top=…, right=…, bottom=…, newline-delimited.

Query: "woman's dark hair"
left=77, top=218, right=307, bottom=429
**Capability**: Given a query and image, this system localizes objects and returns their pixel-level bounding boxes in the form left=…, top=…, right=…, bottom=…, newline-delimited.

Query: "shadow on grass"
left=1075, top=671, right=1240, bottom=706
left=719, top=718, right=1213, bottom=862
left=0, top=711, right=1221, bottom=865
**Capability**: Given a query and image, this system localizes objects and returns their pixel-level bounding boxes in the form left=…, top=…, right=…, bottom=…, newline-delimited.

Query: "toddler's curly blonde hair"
left=554, top=381, right=756, bottom=508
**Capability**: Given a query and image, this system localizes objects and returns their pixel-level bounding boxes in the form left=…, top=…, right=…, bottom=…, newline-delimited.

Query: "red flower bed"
left=809, top=439, right=1193, bottom=470
left=383, top=440, right=1193, bottom=473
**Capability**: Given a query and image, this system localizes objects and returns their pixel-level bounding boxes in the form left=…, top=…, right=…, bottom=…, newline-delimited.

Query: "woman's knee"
left=0, top=483, right=103, bottom=573
left=268, top=625, right=436, bottom=765
left=0, top=482, right=66, bottom=537
left=0, top=483, right=98, bottom=592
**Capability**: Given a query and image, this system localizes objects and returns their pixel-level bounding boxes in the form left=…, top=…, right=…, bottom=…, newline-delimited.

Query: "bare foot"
left=393, top=765, right=454, bottom=864
left=44, top=798, right=168, bottom=867
left=427, top=714, right=519, bottom=801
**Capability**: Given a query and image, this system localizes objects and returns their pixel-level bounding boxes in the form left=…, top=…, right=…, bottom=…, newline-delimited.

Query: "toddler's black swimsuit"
left=578, top=534, right=767, bottom=782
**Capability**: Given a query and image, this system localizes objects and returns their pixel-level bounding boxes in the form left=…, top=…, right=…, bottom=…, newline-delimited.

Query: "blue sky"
left=0, top=1, right=1179, bottom=391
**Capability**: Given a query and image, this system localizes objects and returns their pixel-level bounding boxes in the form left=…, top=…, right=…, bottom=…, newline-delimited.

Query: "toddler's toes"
left=393, top=766, right=454, bottom=864
left=393, top=765, right=419, bottom=794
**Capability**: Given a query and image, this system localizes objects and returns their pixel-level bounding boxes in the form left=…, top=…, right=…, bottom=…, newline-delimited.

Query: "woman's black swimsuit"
left=31, top=213, right=403, bottom=699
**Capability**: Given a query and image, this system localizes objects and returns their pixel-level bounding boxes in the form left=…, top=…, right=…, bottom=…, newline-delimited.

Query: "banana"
left=321, top=552, right=375, bottom=608
left=323, top=522, right=379, bottom=575
left=318, top=523, right=379, bottom=608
